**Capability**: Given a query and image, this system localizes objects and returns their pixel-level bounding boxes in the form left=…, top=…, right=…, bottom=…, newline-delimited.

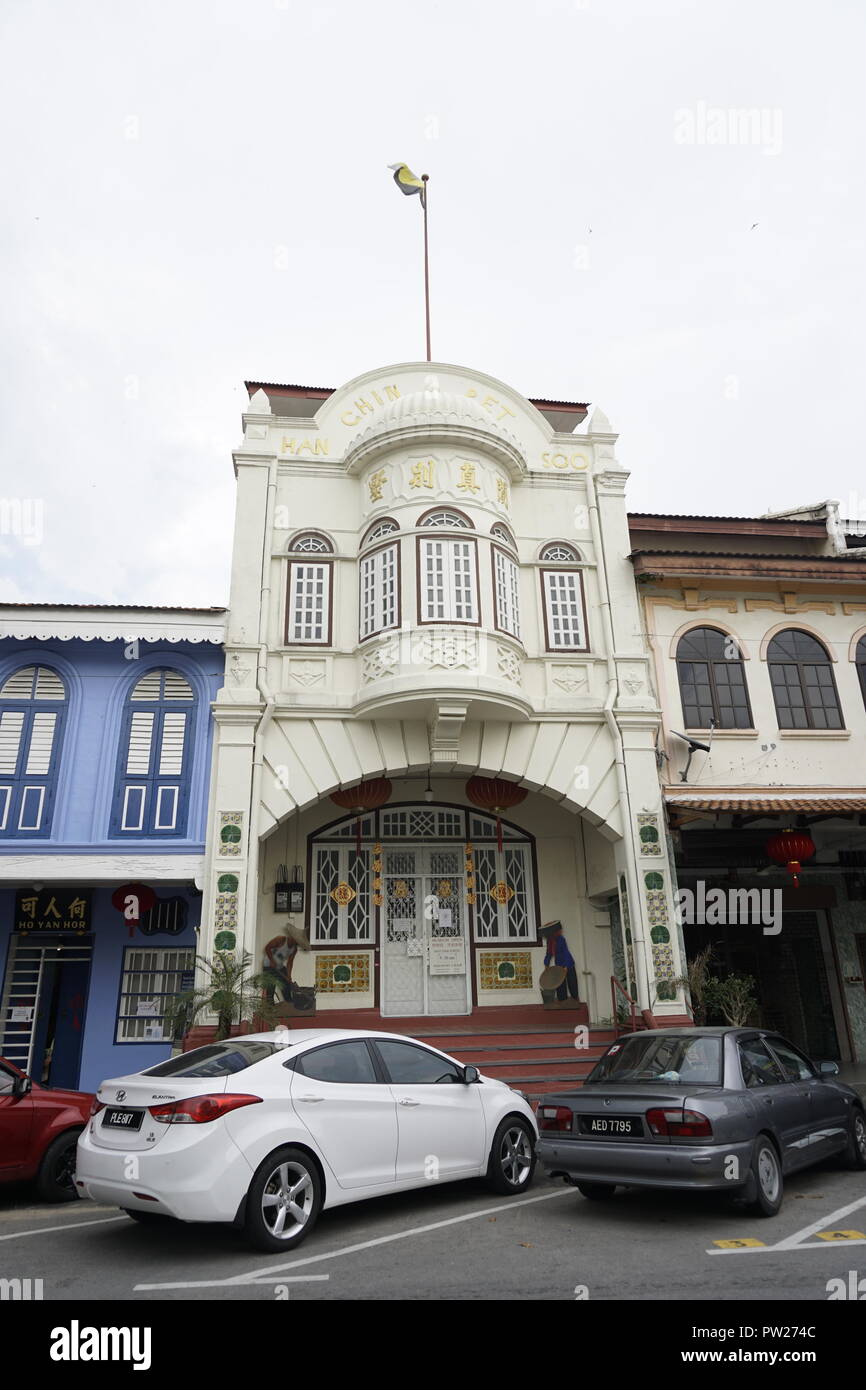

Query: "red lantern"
left=765, top=829, right=816, bottom=888
left=465, top=776, right=527, bottom=851
left=111, top=882, right=156, bottom=937
left=330, top=778, right=392, bottom=851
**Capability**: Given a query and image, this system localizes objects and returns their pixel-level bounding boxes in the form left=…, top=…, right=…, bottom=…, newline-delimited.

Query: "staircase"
left=280, top=1005, right=617, bottom=1100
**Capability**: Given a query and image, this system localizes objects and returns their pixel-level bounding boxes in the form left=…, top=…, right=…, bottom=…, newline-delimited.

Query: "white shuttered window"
left=543, top=570, right=587, bottom=650
left=288, top=562, right=331, bottom=643
left=420, top=539, right=478, bottom=623
left=360, top=543, right=398, bottom=639
left=494, top=548, right=521, bottom=638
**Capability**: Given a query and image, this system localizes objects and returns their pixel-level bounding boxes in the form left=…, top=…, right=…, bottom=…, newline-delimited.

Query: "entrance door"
left=381, top=847, right=471, bottom=1017
left=0, top=936, right=92, bottom=1086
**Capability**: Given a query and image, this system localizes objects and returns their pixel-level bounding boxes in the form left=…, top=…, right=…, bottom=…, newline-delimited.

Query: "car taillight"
left=90, top=1099, right=105, bottom=1117
left=148, top=1094, right=263, bottom=1125
left=646, top=1107, right=713, bottom=1139
left=538, top=1105, right=574, bottom=1133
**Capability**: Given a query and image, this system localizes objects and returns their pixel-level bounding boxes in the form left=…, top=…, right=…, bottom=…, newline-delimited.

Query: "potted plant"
left=164, top=950, right=284, bottom=1044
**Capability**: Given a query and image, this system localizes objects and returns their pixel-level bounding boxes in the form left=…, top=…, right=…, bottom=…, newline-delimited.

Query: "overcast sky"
left=2, top=0, right=863, bottom=607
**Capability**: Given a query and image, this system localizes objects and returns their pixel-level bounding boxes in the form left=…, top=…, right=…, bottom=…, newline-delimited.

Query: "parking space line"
left=706, top=1193, right=866, bottom=1255
left=0, top=1215, right=128, bottom=1242
left=133, top=1187, right=572, bottom=1291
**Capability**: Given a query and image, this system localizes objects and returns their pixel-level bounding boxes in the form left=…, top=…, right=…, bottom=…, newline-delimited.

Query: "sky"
left=2, top=0, right=864, bottom=606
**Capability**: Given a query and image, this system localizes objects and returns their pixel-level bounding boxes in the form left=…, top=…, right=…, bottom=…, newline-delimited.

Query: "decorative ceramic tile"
left=479, top=951, right=533, bottom=990
left=637, top=813, right=662, bottom=856
left=315, top=952, right=372, bottom=993
left=219, top=811, right=244, bottom=857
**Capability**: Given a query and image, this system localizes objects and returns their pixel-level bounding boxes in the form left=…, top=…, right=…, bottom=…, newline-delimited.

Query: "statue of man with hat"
left=539, top=921, right=579, bottom=1003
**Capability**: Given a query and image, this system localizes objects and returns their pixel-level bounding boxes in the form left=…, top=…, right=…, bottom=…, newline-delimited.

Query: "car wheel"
left=749, top=1137, right=783, bottom=1217
left=485, top=1117, right=536, bottom=1195
left=35, top=1130, right=82, bottom=1203
left=576, top=1182, right=617, bottom=1201
left=244, top=1146, right=322, bottom=1253
left=843, top=1108, right=866, bottom=1170
left=122, top=1209, right=173, bottom=1225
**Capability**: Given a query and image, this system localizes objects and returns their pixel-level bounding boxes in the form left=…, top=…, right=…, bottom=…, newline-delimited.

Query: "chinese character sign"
left=15, top=889, right=91, bottom=933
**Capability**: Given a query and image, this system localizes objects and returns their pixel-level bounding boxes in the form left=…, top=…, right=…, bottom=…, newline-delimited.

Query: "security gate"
left=381, top=847, right=470, bottom=1016
left=0, top=935, right=92, bottom=1079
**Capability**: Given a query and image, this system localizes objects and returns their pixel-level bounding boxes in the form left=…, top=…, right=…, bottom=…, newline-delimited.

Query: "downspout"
left=584, top=465, right=653, bottom=1014
left=242, top=456, right=278, bottom=959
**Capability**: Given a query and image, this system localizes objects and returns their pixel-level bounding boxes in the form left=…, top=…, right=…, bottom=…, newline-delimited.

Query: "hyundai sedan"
left=536, top=1028, right=866, bottom=1216
left=76, top=1028, right=538, bottom=1250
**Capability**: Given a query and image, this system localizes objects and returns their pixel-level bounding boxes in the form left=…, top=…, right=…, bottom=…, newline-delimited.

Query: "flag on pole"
left=388, top=162, right=426, bottom=207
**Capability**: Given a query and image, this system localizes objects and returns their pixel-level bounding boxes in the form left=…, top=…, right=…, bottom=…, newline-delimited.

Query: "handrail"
left=610, top=975, right=638, bottom=1033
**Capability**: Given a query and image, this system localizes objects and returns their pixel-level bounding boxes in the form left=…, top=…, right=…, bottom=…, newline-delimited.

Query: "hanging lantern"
left=111, top=883, right=156, bottom=938
left=765, top=829, right=816, bottom=888
left=330, top=779, right=392, bottom=851
left=465, top=776, right=527, bottom=851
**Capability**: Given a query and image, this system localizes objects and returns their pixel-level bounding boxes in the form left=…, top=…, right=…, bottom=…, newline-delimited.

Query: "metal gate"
left=0, top=936, right=92, bottom=1075
left=381, top=846, right=470, bottom=1016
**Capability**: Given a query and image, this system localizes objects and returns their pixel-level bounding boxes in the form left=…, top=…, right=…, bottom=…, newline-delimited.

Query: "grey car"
left=535, top=1027, right=866, bottom=1216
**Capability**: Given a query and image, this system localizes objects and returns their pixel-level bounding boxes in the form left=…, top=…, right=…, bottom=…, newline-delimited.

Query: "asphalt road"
left=2, top=1162, right=865, bottom=1302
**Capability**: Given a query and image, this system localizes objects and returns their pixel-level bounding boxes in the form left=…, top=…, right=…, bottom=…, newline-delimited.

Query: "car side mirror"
left=12, top=1074, right=32, bottom=1099
left=463, top=1065, right=480, bottom=1085
left=818, top=1061, right=840, bottom=1077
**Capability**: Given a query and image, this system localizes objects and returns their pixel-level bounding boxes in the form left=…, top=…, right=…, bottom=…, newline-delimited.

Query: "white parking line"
left=134, top=1187, right=572, bottom=1291
left=0, top=1216, right=128, bottom=1242
left=706, top=1192, right=866, bottom=1255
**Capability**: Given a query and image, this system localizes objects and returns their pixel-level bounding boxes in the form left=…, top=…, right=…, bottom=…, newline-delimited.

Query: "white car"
left=76, top=1028, right=538, bottom=1251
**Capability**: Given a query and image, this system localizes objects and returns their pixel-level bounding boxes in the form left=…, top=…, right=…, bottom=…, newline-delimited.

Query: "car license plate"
left=102, top=1108, right=143, bottom=1131
left=578, top=1115, right=642, bottom=1137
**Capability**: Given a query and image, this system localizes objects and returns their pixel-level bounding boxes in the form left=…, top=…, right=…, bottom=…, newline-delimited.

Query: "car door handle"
left=398, top=1098, right=420, bottom=1107
left=297, top=1095, right=324, bottom=1103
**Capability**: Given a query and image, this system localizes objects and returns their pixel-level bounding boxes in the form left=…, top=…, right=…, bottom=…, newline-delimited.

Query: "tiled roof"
left=665, top=791, right=866, bottom=812
left=0, top=603, right=226, bottom=612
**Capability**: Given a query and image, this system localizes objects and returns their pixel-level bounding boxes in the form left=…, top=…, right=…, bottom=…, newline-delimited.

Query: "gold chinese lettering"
left=456, top=462, right=480, bottom=494
left=409, top=459, right=436, bottom=489
left=368, top=469, right=387, bottom=502
left=496, top=478, right=510, bottom=507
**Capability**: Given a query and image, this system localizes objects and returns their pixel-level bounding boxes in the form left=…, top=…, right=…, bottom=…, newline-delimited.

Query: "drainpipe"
left=242, top=457, right=278, bottom=959
left=584, top=464, right=653, bottom=1013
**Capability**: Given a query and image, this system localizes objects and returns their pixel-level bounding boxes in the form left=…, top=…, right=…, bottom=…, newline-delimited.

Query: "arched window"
left=111, top=669, right=195, bottom=837
left=0, top=665, right=67, bottom=837
left=417, top=511, right=478, bottom=624
left=540, top=542, right=581, bottom=563
left=287, top=532, right=334, bottom=554
left=491, top=524, right=517, bottom=551
left=286, top=533, right=334, bottom=644
left=361, top=518, right=399, bottom=548
left=418, top=508, right=473, bottom=529
left=539, top=545, right=587, bottom=650
left=767, top=630, right=843, bottom=729
left=857, top=635, right=866, bottom=710
left=676, top=628, right=752, bottom=729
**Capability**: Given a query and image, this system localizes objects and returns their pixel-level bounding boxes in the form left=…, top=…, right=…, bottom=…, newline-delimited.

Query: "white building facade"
left=201, top=362, right=688, bottom=1024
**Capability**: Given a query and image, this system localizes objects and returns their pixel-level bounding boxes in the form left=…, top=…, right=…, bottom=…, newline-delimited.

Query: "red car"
left=0, top=1056, right=94, bottom=1203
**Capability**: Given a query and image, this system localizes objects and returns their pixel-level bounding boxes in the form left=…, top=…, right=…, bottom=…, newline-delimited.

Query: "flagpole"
left=422, top=174, right=431, bottom=361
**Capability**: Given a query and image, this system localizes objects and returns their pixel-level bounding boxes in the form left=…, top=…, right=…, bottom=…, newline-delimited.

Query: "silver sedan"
left=535, top=1027, right=866, bottom=1216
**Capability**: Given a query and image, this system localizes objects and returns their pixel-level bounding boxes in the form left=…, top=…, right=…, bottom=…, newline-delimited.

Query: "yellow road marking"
left=713, top=1238, right=766, bottom=1248
left=815, top=1229, right=866, bottom=1241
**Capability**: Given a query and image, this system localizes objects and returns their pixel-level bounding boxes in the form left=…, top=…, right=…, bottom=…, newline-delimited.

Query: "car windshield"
left=143, top=1042, right=280, bottom=1078
left=587, top=1034, right=724, bottom=1086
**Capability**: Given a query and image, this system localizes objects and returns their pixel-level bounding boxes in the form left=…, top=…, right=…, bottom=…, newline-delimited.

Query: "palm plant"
left=164, top=951, right=283, bottom=1043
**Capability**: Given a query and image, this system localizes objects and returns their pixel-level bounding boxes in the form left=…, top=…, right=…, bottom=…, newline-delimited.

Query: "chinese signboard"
left=14, top=889, right=91, bottom=933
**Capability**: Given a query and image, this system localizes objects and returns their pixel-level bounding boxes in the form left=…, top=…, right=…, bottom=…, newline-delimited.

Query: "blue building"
left=0, top=605, right=224, bottom=1090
